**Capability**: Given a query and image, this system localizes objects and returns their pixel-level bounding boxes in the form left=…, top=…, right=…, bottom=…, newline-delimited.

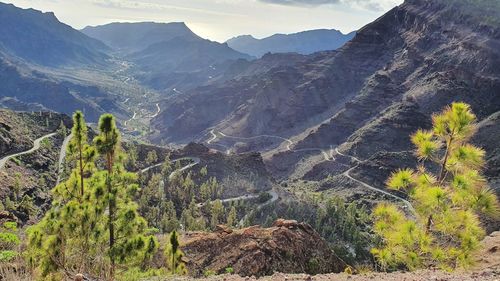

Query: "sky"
left=2, top=0, right=403, bottom=42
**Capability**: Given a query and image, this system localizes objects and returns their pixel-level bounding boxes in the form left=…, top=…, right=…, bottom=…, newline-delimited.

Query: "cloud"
left=90, top=0, right=243, bottom=17
left=258, top=0, right=388, bottom=11
left=259, top=0, right=340, bottom=7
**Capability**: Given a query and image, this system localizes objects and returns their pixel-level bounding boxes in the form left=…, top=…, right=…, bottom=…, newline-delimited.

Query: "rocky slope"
left=181, top=219, right=347, bottom=277
left=151, top=0, right=500, bottom=199
left=128, top=37, right=252, bottom=91
left=227, top=29, right=356, bottom=57
left=0, top=110, right=70, bottom=224
left=0, top=109, right=70, bottom=157
left=162, top=231, right=500, bottom=280
left=140, top=143, right=274, bottom=199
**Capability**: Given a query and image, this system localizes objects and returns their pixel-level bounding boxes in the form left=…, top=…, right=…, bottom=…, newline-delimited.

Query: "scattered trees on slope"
left=372, top=102, right=499, bottom=271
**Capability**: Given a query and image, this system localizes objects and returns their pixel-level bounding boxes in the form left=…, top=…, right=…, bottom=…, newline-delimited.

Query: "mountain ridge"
left=0, top=2, right=109, bottom=67
left=81, top=21, right=199, bottom=54
left=226, top=29, right=356, bottom=57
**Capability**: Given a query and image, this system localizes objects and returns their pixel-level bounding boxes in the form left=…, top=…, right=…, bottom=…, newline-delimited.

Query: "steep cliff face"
left=152, top=0, right=499, bottom=150
left=264, top=0, right=500, bottom=189
left=296, top=0, right=500, bottom=153
left=181, top=220, right=347, bottom=277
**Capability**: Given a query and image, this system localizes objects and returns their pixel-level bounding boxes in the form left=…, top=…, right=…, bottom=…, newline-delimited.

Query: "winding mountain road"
left=140, top=157, right=201, bottom=180
left=207, top=130, right=218, bottom=144
left=124, top=111, right=137, bottom=127
left=0, top=132, right=57, bottom=170
left=237, top=189, right=279, bottom=227
left=56, top=133, right=72, bottom=185
left=196, top=193, right=260, bottom=208
left=208, top=130, right=334, bottom=161
left=334, top=148, right=416, bottom=216
left=149, top=103, right=161, bottom=118
left=206, top=130, right=415, bottom=216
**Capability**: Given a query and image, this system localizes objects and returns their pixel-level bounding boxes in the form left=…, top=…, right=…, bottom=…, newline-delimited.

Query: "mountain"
left=227, top=29, right=356, bottom=57
left=127, top=36, right=253, bottom=90
left=0, top=3, right=144, bottom=122
left=83, top=22, right=253, bottom=91
left=0, top=2, right=109, bottom=67
left=81, top=22, right=198, bottom=54
left=150, top=0, right=500, bottom=194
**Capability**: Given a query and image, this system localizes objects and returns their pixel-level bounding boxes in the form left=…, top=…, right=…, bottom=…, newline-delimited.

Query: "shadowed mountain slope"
left=0, top=2, right=109, bottom=67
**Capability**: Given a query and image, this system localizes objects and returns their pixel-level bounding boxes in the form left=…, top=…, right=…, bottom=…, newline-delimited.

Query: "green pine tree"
left=93, top=114, right=157, bottom=280
left=372, top=103, right=499, bottom=271
left=27, top=112, right=158, bottom=280
left=227, top=205, right=237, bottom=228
left=0, top=221, right=20, bottom=263
left=67, top=111, right=94, bottom=198
left=165, top=231, right=186, bottom=275
left=146, top=150, right=158, bottom=166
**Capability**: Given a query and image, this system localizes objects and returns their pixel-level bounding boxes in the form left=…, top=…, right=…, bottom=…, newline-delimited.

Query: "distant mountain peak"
left=0, top=3, right=109, bottom=66
left=226, top=29, right=355, bottom=57
left=81, top=21, right=201, bottom=53
left=229, top=34, right=257, bottom=40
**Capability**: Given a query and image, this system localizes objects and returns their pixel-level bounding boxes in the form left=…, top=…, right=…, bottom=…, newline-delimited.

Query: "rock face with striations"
left=181, top=219, right=347, bottom=277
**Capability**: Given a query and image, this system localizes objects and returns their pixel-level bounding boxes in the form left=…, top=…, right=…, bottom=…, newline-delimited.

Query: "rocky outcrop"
left=181, top=219, right=347, bottom=277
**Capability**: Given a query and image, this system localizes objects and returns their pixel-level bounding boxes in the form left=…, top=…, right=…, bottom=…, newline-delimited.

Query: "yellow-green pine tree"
left=372, top=102, right=499, bottom=271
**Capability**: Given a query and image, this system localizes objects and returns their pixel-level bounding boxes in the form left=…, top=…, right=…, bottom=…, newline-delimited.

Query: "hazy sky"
left=3, top=0, right=403, bottom=42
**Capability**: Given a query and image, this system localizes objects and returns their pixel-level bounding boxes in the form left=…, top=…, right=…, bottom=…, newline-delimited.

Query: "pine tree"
left=227, top=205, right=237, bottom=228
left=161, top=154, right=173, bottom=178
left=165, top=231, right=186, bottom=275
left=146, top=150, right=158, bottom=165
left=372, top=103, right=499, bottom=271
left=210, top=200, right=224, bottom=229
left=0, top=222, right=20, bottom=262
left=67, top=111, right=92, bottom=198
left=93, top=114, right=157, bottom=280
left=57, top=120, right=67, bottom=139
left=27, top=114, right=98, bottom=279
left=27, top=112, right=157, bottom=280
left=125, top=143, right=138, bottom=170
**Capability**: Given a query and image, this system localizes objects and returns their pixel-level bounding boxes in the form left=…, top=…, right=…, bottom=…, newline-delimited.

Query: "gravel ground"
left=164, top=269, right=500, bottom=281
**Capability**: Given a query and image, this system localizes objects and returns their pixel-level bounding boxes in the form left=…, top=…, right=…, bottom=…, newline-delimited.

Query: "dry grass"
left=0, top=263, right=33, bottom=281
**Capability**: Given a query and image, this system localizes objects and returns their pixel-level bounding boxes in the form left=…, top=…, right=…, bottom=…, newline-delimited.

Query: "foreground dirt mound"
left=181, top=219, right=347, bottom=277
left=171, top=231, right=500, bottom=281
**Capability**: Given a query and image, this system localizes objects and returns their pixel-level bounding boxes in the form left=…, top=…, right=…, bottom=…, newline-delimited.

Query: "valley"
left=0, top=0, right=499, bottom=280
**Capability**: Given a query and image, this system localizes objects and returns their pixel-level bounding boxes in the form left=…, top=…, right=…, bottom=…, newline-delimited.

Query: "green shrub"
left=0, top=250, right=17, bottom=262
left=203, top=270, right=216, bottom=277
